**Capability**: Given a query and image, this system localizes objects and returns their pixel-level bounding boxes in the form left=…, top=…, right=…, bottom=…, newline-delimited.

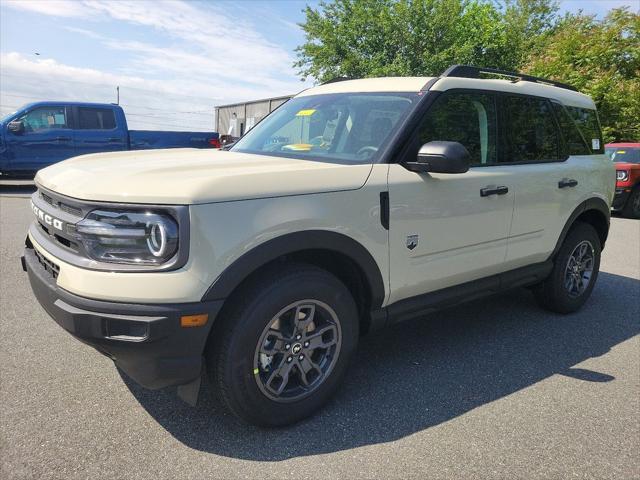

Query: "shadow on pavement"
left=120, top=271, right=639, bottom=461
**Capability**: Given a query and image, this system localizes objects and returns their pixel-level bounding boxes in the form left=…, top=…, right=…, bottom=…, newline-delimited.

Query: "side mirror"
left=403, top=141, right=470, bottom=174
left=8, top=120, right=24, bottom=134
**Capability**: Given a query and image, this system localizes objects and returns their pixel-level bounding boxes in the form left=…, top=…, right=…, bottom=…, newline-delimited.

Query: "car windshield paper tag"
left=592, top=139, right=600, bottom=150
left=296, top=109, right=316, bottom=117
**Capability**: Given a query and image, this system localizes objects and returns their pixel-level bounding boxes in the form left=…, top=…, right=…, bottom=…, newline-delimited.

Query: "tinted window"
left=566, top=106, right=603, bottom=153
left=78, top=108, right=116, bottom=130
left=19, top=107, right=68, bottom=133
left=504, top=96, right=559, bottom=162
left=417, top=92, right=497, bottom=165
left=552, top=103, right=590, bottom=155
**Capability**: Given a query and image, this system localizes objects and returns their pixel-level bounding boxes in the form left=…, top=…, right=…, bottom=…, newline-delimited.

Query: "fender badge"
left=406, top=234, right=419, bottom=250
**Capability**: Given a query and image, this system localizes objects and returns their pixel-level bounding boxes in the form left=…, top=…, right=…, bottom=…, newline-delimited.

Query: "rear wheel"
left=622, top=187, right=640, bottom=219
left=207, top=263, right=358, bottom=426
left=534, top=222, right=601, bottom=314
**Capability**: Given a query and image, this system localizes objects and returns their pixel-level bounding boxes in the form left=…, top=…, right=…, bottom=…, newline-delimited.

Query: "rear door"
left=73, top=106, right=127, bottom=155
left=387, top=90, right=515, bottom=304
left=497, top=95, right=583, bottom=270
left=5, top=105, right=75, bottom=172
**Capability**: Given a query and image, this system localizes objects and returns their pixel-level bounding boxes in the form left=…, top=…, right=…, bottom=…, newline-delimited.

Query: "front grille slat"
left=40, top=190, right=83, bottom=217
left=36, top=188, right=84, bottom=253
left=58, top=202, right=82, bottom=217
left=34, top=248, right=60, bottom=279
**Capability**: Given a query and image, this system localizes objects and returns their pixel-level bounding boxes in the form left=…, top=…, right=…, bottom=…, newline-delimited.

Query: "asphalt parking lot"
left=1, top=186, right=638, bottom=480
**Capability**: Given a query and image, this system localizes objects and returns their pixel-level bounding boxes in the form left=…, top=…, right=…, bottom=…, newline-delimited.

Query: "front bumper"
left=22, top=242, right=223, bottom=391
left=612, top=188, right=632, bottom=211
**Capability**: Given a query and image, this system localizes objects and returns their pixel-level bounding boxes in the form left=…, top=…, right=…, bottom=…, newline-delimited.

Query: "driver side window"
left=416, top=91, right=497, bottom=165
left=19, top=107, right=68, bottom=133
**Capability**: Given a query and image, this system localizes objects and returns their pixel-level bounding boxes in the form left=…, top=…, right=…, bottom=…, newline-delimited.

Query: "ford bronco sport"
left=606, top=142, right=640, bottom=218
left=23, top=65, right=615, bottom=426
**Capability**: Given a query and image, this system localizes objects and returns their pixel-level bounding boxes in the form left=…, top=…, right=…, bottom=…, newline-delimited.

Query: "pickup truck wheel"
left=534, top=222, right=601, bottom=314
left=207, top=263, right=358, bottom=426
left=622, top=187, right=640, bottom=219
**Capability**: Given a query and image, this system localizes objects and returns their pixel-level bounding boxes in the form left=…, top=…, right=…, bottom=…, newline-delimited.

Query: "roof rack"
left=441, top=65, right=577, bottom=92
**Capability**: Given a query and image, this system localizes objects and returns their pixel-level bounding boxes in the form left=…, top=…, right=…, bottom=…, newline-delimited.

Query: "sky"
left=0, top=0, right=636, bottom=131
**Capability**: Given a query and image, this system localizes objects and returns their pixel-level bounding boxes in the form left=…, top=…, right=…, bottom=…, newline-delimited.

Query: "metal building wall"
left=215, top=95, right=292, bottom=137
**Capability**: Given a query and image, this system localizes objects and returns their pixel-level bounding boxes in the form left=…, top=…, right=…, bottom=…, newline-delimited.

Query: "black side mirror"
left=8, top=120, right=24, bottom=134
left=403, top=141, right=470, bottom=174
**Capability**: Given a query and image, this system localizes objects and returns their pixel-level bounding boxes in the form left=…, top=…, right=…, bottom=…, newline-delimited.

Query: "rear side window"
left=552, top=103, right=590, bottom=155
left=503, top=96, right=560, bottom=162
left=78, top=108, right=116, bottom=130
left=565, top=106, right=603, bottom=153
left=417, top=91, right=498, bottom=165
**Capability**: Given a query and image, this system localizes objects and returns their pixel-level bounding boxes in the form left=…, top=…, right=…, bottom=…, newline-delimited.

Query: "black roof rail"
left=441, top=65, right=577, bottom=92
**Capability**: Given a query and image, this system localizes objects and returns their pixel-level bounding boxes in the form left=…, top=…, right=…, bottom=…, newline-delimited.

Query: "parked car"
left=606, top=142, right=640, bottom=218
left=22, top=65, right=614, bottom=427
left=0, top=102, right=220, bottom=178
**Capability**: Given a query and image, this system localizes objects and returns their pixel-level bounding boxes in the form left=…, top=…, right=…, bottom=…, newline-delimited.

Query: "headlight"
left=616, top=170, right=629, bottom=181
left=75, top=210, right=179, bottom=265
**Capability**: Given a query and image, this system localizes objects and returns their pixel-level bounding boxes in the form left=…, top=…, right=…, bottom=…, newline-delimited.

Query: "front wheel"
left=207, top=263, right=358, bottom=426
left=534, top=222, right=601, bottom=314
left=622, top=187, right=640, bottom=219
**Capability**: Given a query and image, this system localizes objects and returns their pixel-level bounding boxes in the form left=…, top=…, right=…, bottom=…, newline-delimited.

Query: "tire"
left=534, top=222, right=601, bottom=314
left=622, top=187, right=640, bottom=219
left=207, top=263, right=359, bottom=426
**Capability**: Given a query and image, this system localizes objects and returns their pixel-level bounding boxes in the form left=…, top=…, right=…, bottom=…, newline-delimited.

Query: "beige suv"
left=23, top=65, right=614, bottom=426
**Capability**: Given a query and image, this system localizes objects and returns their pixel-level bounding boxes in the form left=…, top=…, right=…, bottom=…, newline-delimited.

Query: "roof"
left=15, top=101, right=122, bottom=113
left=215, top=95, right=293, bottom=110
left=606, top=143, right=640, bottom=148
left=296, top=75, right=595, bottom=109
left=297, top=77, right=434, bottom=96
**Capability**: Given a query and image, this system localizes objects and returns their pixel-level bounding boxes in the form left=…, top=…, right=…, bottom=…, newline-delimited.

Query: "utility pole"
left=116, top=86, right=120, bottom=105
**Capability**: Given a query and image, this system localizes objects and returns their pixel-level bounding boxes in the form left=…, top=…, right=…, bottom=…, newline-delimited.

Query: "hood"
left=35, top=149, right=373, bottom=205
left=614, top=161, right=640, bottom=170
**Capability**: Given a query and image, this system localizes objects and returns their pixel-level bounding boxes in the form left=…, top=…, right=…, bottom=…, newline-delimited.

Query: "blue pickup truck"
left=0, top=102, right=220, bottom=178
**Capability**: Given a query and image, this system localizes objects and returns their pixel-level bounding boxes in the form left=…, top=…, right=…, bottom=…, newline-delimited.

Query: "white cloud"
left=1, top=0, right=310, bottom=130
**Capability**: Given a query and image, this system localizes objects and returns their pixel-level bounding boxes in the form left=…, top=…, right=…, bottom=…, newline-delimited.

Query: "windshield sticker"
left=296, top=109, right=316, bottom=117
left=592, top=138, right=600, bottom=150
left=617, top=150, right=626, bottom=154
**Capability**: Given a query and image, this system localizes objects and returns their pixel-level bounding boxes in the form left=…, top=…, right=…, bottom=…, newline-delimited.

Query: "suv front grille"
left=34, top=248, right=60, bottom=279
left=40, top=190, right=82, bottom=217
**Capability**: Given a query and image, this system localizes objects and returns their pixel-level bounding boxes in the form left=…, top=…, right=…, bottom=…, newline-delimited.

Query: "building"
left=215, top=94, right=292, bottom=138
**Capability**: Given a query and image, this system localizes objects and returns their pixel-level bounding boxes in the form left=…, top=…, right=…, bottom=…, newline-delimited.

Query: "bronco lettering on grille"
left=31, top=202, right=64, bottom=231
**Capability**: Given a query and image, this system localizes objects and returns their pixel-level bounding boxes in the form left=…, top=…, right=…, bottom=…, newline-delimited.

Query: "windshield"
left=231, top=93, right=419, bottom=163
left=606, top=147, right=640, bottom=163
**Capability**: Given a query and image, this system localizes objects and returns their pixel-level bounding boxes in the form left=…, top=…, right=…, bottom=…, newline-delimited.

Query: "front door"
left=387, top=90, right=515, bottom=304
left=6, top=105, right=75, bottom=172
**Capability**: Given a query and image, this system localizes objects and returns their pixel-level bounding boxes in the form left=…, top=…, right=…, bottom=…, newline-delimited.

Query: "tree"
left=294, top=0, right=559, bottom=82
left=524, top=8, right=640, bottom=142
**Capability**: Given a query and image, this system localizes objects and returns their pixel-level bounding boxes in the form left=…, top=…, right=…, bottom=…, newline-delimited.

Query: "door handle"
left=56, top=136, right=71, bottom=142
left=480, top=185, right=509, bottom=197
left=558, top=178, right=578, bottom=188
left=107, top=137, right=122, bottom=143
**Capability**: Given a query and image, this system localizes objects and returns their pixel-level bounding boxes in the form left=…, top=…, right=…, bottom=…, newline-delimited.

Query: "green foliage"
left=294, top=0, right=559, bottom=81
left=525, top=8, right=640, bottom=142
left=295, top=0, right=639, bottom=142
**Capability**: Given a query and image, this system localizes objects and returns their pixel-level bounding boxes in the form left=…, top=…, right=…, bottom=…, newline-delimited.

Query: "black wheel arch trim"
left=549, top=197, right=610, bottom=260
left=201, top=230, right=386, bottom=309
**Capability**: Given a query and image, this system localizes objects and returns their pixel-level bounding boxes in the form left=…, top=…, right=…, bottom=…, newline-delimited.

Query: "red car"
left=606, top=142, right=640, bottom=218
